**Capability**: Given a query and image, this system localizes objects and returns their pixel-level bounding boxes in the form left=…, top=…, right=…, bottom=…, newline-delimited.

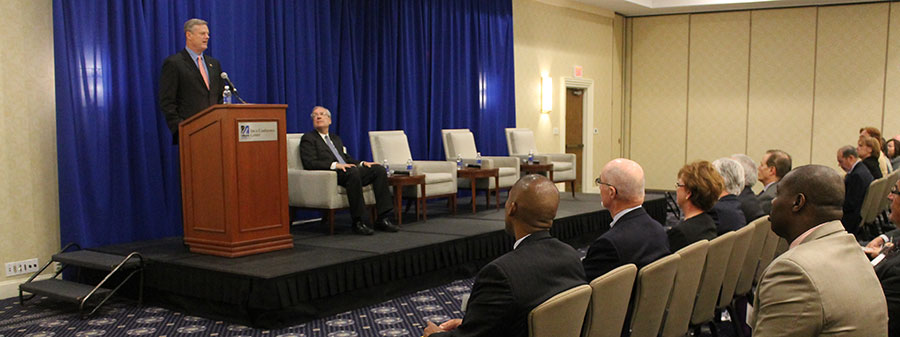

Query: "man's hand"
left=335, top=163, right=357, bottom=172
left=361, top=161, right=377, bottom=168
left=865, top=236, right=887, bottom=258
left=439, top=319, right=462, bottom=331
left=423, top=321, right=443, bottom=337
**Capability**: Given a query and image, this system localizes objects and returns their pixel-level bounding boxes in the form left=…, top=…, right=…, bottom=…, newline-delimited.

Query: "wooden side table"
left=388, top=174, right=426, bottom=225
left=456, top=168, right=500, bottom=213
left=520, top=163, right=554, bottom=180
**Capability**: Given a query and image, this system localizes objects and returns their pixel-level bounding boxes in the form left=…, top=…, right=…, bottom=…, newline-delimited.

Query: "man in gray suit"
left=756, top=149, right=791, bottom=214
left=751, top=165, right=887, bottom=336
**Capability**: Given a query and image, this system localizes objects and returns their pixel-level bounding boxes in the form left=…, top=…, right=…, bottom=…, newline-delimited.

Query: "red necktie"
left=197, top=56, right=209, bottom=89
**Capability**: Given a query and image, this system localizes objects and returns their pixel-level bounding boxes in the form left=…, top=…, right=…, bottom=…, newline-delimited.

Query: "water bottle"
left=382, top=159, right=391, bottom=176
left=528, top=149, right=534, bottom=164
left=406, top=158, right=414, bottom=174
left=223, top=85, right=233, bottom=104
left=476, top=152, right=482, bottom=166
left=456, top=154, right=463, bottom=171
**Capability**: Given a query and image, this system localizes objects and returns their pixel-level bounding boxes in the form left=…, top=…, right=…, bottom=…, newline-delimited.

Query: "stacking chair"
left=716, top=223, right=756, bottom=336
left=528, top=284, right=592, bottom=337
left=660, top=240, right=709, bottom=337
left=582, top=264, right=638, bottom=337
left=858, top=176, right=889, bottom=236
left=735, top=217, right=771, bottom=298
left=369, top=130, right=458, bottom=213
left=441, top=129, right=520, bottom=192
left=690, top=231, right=736, bottom=336
left=627, top=253, right=680, bottom=337
left=505, top=128, right=577, bottom=196
left=286, top=133, right=376, bottom=234
left=755, top=228, right=780, bottom=283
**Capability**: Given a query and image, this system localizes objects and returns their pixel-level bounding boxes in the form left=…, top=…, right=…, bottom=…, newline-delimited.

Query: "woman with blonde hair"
left=858, top=135, right=883, bottom=179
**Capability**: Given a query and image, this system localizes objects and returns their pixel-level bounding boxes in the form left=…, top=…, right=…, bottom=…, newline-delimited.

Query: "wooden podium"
left=178, top=104, right=293, bottom=257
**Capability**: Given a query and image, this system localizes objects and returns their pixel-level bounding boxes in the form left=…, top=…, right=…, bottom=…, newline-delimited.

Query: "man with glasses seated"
left=873, top=181, right=900, bottom=337
left=582, top=158, right=670, bottom=281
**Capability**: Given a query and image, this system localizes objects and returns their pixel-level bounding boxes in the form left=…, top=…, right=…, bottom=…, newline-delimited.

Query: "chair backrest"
left=735, top=217, right=771, bottom=296
left=583, top=264, right=638, bottom=337
left=660, top=240, right=709, bottom=337
left=628, top=253, right=680, bottom=337
left=287, top=133, right=304, bottom=170
left=755, top=220, right=779, bottom=283
left=879, top=170, right=900, bottom=212
left=505, top=128, right=538, bottom=155
left=369, top=130, right=414, bottom=165
left=717, top=223, right=755, bottom=308
left=690, top=231, right=736, bottom=325
left=529, top=284, right=592, bottom=337
left=441, top=129, right=478, bottom=159
left=860, top=176, right=889, bottom=226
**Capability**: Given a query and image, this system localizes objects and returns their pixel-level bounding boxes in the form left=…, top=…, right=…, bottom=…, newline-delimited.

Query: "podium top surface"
left=182, top=104, right=289, bottom=126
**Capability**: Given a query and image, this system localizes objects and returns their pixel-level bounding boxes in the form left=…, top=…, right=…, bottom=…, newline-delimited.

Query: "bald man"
left=424, top=175, right=586, bottom=337
left=751, top=165, right=887, bottom=336
left=582, top=159, right=669, bottom=281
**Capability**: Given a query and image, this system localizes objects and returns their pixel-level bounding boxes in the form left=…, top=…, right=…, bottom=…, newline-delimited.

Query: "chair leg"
left=451, top=195, right=457, bottom=215
left=328, top=209, right=336, bottom=235
left=727, top=305, right=744, bottom=337
left=570, top=181, right=576, bottom=198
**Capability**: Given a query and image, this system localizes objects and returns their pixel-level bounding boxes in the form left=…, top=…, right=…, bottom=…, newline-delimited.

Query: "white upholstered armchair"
left=369, top=130, right=458, bottom=212
left=440, top=129, right=519, bottom=191
left=505, top=128, right=576, bottom=196
left=286, top=133, right=376, bottom=234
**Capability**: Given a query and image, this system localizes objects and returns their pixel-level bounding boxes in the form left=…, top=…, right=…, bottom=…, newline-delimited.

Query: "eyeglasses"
left=891, top=185, right=900, bottom=197
left=675, top=182, right=686, bottom=189
left=594, top=177, right=617, bottom=195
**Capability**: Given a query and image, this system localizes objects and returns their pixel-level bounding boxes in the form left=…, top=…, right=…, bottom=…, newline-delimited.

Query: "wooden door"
left=565, top=88, right=584, bottom=192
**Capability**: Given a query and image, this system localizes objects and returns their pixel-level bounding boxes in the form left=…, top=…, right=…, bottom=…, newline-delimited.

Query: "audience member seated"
left=731, top=154, right=765, bottom=222
left=668, top=161, right=721, bottom=251
left=861, top=126, right=892, bottom=176
left=423, top=175, right=586, bottom=337
left=885, top=138, right=900, bottom=171
left=858, top=135, right=884, bottom=179
left=837, top=145, right=874, bottom=236
left=873, top=179, right=900, bottom=337
left=582, top=158, right=669, bottom=281
left=756, top=149, right=792, bottom=214
left=709, top=158, right=748, bottom=234
left=751, top=165, right=887, bottom=336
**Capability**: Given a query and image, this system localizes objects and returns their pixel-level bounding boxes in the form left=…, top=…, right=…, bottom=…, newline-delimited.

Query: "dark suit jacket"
left=863, top=156, right=884, bottom=179
left=298, top=131, right=361, bottom=170
left=876, top=249, right=900, bottom=337
left=842, top=162, right=874, bottom=234
left=159, top=49, right=224, bottom=142
left=668, top=213, right=717, bottom=252
left=433, top=231, right=586, bottom=337
left=757, top=181, right=778, bottom=214
left=707, top=194, right=747, bottom=235
left=583, top=207, right=670, bottom=281
left=737, top=186, right=765, bottom=223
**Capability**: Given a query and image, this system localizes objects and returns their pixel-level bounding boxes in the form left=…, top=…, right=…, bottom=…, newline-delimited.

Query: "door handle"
left=566, top=144, right=584, bottom=149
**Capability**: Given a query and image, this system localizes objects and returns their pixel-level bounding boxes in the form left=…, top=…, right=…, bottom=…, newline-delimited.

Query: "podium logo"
left=238, top=122, right=278, bottom=142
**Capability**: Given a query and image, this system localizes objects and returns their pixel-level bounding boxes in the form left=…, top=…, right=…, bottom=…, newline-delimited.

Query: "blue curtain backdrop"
left=54, top=0, right=516, bottom=248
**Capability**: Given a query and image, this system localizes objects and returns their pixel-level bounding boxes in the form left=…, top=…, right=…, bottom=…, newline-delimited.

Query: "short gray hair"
left=184, top=18, right=208, bottom=33
left=311, top=106, right=331, bottom=119
left=839, top=145, right=858, bottom=159
left=730, top=154, right=757, bottom=188
left=712, top=158, right=745, bottom=195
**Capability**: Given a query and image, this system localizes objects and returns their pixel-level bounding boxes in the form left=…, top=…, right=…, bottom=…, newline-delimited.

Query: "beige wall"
left=513, top=0, right=625, bottom=192
left=0, top=0, right=59, bottom=296
left=627, top=3, right=900, bottom=190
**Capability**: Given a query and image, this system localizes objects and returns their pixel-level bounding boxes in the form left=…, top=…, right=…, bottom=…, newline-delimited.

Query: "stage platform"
left=93, top=192, right=667, bottom=328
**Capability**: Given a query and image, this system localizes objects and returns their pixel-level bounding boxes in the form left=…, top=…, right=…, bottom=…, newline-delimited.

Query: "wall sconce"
left=541, top=76, right=552, bottom=114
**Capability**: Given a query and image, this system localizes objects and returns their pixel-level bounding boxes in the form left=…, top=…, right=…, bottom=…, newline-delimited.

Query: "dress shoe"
left=352, top=220, right=374, bottom=235
left=374, top=217, right=400, bottom=232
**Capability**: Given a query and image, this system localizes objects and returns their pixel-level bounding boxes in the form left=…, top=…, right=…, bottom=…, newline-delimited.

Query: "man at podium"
left=159, top=18, right=225, bottom=143
left=299, top=106, right=398, bottom=235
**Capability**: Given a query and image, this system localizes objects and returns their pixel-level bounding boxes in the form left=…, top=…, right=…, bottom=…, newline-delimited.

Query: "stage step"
left=54, top=250, right=141, bottom=271
left=19, top=243, right=144, bottom=318
left=20, top=279, right=111, bottom=303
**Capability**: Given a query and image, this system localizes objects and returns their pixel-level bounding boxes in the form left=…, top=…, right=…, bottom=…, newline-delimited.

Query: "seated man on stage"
left=299, top=106, right=397, bottom=235
left=423, top=175, right=586, bottom=337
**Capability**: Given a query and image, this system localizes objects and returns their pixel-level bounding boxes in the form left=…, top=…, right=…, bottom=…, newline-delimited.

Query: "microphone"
left=220, top=72, right=247, bottom=104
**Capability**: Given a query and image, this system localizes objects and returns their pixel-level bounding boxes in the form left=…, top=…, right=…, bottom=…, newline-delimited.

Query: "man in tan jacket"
left=752, top=164, right=887, bottom=336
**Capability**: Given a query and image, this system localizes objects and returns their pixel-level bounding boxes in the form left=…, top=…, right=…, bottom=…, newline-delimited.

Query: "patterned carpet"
left=0, top=275, right=742, bottom=337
